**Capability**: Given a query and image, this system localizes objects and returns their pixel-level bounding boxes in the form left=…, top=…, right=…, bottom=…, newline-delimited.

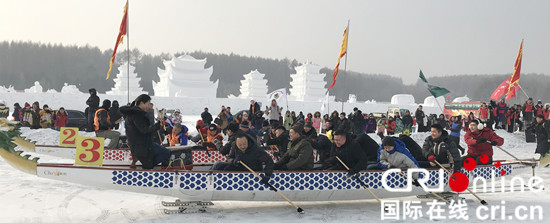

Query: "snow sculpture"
left=61, top=83, right=83, bottom=94
left=106, top=63, right=148, bottom=98
left=288, top=62, right=327, bottom=102
left=423, top=96, right=445, bottom=107
left=238, top=70, right=268, bottom=99
left=24, top=81, right=43, bottom=93
left=391, top=94, right=415, bottom=105
left=152, top=55, right=217, bottom=98
left=0, top=85, right=15, bottom=93
left=347, top=94, right=357, bottom=103
left=452, top=95, right=470, bottom=103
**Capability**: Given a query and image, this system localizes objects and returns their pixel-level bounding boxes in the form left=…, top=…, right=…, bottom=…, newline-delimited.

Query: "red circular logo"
left=463, top=157, right=477, bottom=171
left=449, top=172, right=469, bottom=192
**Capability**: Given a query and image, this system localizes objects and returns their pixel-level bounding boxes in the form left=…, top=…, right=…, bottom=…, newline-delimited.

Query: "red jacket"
left=54, top=111, right=68, bottom=127
left=535, top=105, right=544, bottom=116
left=479, top=107, right=489, bottom=119
left=464, top=127, right=504, bottom=157
left=544, top=109, right=550, bottom=120
left=386, top=120, right=396, bottom=132
left=524, top=103, right=534, bottom=113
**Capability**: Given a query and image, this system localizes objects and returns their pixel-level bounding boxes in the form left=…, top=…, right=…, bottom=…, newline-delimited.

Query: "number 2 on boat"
left=59, top=127, right=79, bottom=146
left=75, top=136, right=104, bottom=166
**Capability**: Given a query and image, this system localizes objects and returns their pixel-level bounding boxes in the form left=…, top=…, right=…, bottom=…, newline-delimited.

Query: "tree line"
left=1, top=41, right=548, bottom=103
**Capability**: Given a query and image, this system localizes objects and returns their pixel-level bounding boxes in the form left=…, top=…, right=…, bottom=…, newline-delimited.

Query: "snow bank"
left=24, top=81, right=43, bottom=93
left=60, top=83, right=83, bottom=94
left=391, top=94, right=415, bottom=105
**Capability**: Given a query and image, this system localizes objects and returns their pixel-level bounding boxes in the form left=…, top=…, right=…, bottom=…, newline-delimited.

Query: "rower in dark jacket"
left=265, top=125, right=290, bottom=159
left=354, top=133, right=380, bottom=166
left=120, top=94, right=170, bottom=169
left=422, top=124, right=462, bottom=172
left=323, top=129, right=367, bottom=175
left=532, top=114, right=550, bottom=155
left=225, top=132, right=274, bottom=185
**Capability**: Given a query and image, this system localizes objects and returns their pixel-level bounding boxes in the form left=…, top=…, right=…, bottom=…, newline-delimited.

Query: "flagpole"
left=126, top=0, right=130, bottom=104
left=517, top=83, right=529, bottom=98
left=341, top=20, right=349, bottom=113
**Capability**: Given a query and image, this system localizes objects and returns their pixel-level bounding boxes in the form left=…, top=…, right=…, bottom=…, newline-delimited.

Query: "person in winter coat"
left=535, top=100, right=544, bottom=117
left=94, top=99, right=121, bottom=149
left=415, top=105, right=426, bottom=132
left=463, top=112, right=476, bottom=132
left=322, top=129, right=367, bottom=175
left=109, top=100, right=123, bottom=130
left=167, top=123, right=189, bottom=146
left=39, top=104, right=54, bottom=128
left=449, top=116, right=465, bottom=154
left=54, top=107, right=68, bottom=130
left=329, top=111, right=340, bottom=130
left=30, top=102, right=41, bottom=129
left=265, top=99, right=283, bottom=126
left=386, top=116, right=396, bottom=135
left=422, top=124, right=462, bottom=172
left=398, top=134, right=430, bottom=167
left=479, top=102, right=490, bottom=127
left=504, top=107, right=516, bottom=133
left=350, top=109, right=365, bottom=135
left=497, top=99, right=508, bottom=129
left=223, top=132, right=274, bottom=184
left=120, top=94, right=170, bottom=169
left=368, top=136, right=420, bottom=172
left=532, top=115, right=550, bottom=155
left=377, top=115, right=387, bottom=139
left=464, top=119, right=504, bottom=164
left=86, top=88, right=100, bottom=132
left=170, top=109, right=183, bottom=126
left=274, top=125, right=314, bottom=170
left=249, top=100, right=261, bottom=121
left=489, top=100, right=498, bottom=129
left=337, top=112, right=351, bottom=133
left=265, top=125, right=290, bottom=160
left=305, top=113, right=312, bottom=122
left=522, top=98, right=535, bottom=125
left=402, top=111, right=414, bottom=134
left=437, top=114, right=448, bottom=130
left=11, top=103, right=21, bottom=121
left=0, top=100, right=8, bottom=118
left=283, top=111, right=293, bottom=130
left=21, top=102, right=32, bottom=127
left=191, top=124, right=223, bottom=151
left=364, top=114, right=377, bottom=134
left=201, top=107, right=213, bottom=125
left=544, top=104, right=550, bottom=120
left=312, top=111, right=322, bottom=133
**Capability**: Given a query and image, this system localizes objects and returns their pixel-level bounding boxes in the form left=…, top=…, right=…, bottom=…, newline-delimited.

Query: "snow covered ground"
left=1, top=94, right=550, bottom=222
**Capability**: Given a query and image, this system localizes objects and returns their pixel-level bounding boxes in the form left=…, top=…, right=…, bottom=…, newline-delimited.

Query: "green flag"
left=419, top=70, right=450, bottom=98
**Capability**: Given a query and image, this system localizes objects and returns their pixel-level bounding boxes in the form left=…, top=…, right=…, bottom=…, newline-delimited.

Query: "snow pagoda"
left=288, top=62, right=327, bottom=102
left=152, top=55, right=217, bottom=98
left=106, top=63, right=148, bottom=98
left=238, top=69, right=268, bottom=99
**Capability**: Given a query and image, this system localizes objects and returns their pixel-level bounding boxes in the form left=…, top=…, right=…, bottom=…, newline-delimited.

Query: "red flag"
left=490, top=77, right=511, bottom=100
left=328, top=25, right=348, bottom=90
left=106, top=1, right=128, bottom=80
left=504, top=39, right=523, bottom=99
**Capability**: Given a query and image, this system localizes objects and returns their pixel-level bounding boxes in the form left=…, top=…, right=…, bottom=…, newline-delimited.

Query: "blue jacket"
left=377, top=138, right=419, bottom=169
left=450, top=122, right=462, bottom=138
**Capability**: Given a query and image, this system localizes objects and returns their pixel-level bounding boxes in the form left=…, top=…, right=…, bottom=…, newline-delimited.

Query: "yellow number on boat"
left=59, top=127, right=79, bottom=147
left=75, top=136, right=104, bottom=166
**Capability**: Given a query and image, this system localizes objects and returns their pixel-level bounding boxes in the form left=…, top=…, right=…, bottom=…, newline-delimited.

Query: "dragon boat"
left=0, top=120, right=541, bottom=213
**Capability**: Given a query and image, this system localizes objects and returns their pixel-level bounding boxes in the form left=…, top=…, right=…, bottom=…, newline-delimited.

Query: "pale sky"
left=1, top=0, right=549, bottom=84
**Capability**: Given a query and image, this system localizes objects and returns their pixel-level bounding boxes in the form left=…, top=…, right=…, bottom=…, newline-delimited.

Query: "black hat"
left=304, top=121, right=313, bottom=128
left=353, top=107, right=358, bottom=111
left=102, top=99, right=111, bottom=108
left=209, top=124, right=218, bottom=131
left=291, top=125, right=304, bottom=135
left=382, top=136, right=395, bottom=147
left=227, top=122, right=239, bottom=133
left=262, top=120, right=270, bottom=127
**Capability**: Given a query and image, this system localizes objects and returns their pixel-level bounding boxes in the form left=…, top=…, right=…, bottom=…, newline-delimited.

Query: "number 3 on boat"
left=75, top=136, right=104, bottom=166
left=59, top=127, right=79, bottom=146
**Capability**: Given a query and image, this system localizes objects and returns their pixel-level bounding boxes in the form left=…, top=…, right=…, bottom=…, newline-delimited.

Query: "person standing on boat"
left=322, top=129, right=367, bottom=175
left=532, top=114, right=550, bottom=155
left=367, top=136, right=419, bottom=170
left=224, top=132, right=274, bottom=185
left=422, top=124, right=462, bottom=172
left=274, top=125, right=314, bottom=170
left=120, top=94, right=170, bottom=169
left=464, top=119, right=504, bottom=164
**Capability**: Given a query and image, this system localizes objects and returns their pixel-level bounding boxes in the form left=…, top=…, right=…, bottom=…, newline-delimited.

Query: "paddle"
left=335, top=156, right=381, bottom=203
left=433, top=160, right=487, bottom=205
left=238, top=161, right=305, bottom=214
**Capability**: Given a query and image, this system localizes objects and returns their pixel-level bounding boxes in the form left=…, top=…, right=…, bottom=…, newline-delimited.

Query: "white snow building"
left=288, top=62, right=327, bottom=102
left=61, top=83, right=83, bottom=94
left=152, top=55, right=217, bottom=98
left=391, top=94, right=416, bottom=105
left=24, top=81, right=43, bottom=93
left=423, top=96, right=446, bottom=107
left=106, top=63, right=148, bottom=98
left=238, top=69, right=268, bottom=99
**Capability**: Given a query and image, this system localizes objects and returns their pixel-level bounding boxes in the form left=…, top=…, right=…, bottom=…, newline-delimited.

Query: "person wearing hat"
left=464, top=119, right=504, bottom=164
left=30, top=101, right=41, bottom=129
left=86, top=88, right=100, bottom=132
left=11, top=103, right=22, bottom=121
left=274, top=125, right=314, bottom=170
left=20, top=102, right=32, bottom=127
left=368, top=136, right=419, bottom=172
left=94, top=99, right=121, bottom=149
left=191, top=123, right=223, bottom=151
left=266, top=125, right=290, bottom=160
left=170, top=109, right=182, bottom=126
left=532, top=114, right=550, bottom=155
left=239, top=120, right=256, bottom=139
left=535, top=100, right=544, bottom=117
left=522, top=98, right=535, bottom=124
left=39, top=104, right=54, bottom=128
left=0, top=100, right=8, bottom=119
left=166, top=123, right=189, bottom=147
left=219, top=122, right=241, bottom=155
left=53, top=107, right=69, bottom=130
left=257, top=120, right=271, bottom=144
left=402, top=111, right=414, bottom=134
left=364, top=114, right=376, bottom=134
left=303, top=121, right=317, bottom=139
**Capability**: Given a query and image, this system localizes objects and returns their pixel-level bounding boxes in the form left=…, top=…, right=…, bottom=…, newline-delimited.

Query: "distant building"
left=152, top=55, right=218, bottom=98
left=238, top=69, right=268, bottom=99
left=106, top=63, right=148, bottom=98
left=288, top=62, right=327, bottom=102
